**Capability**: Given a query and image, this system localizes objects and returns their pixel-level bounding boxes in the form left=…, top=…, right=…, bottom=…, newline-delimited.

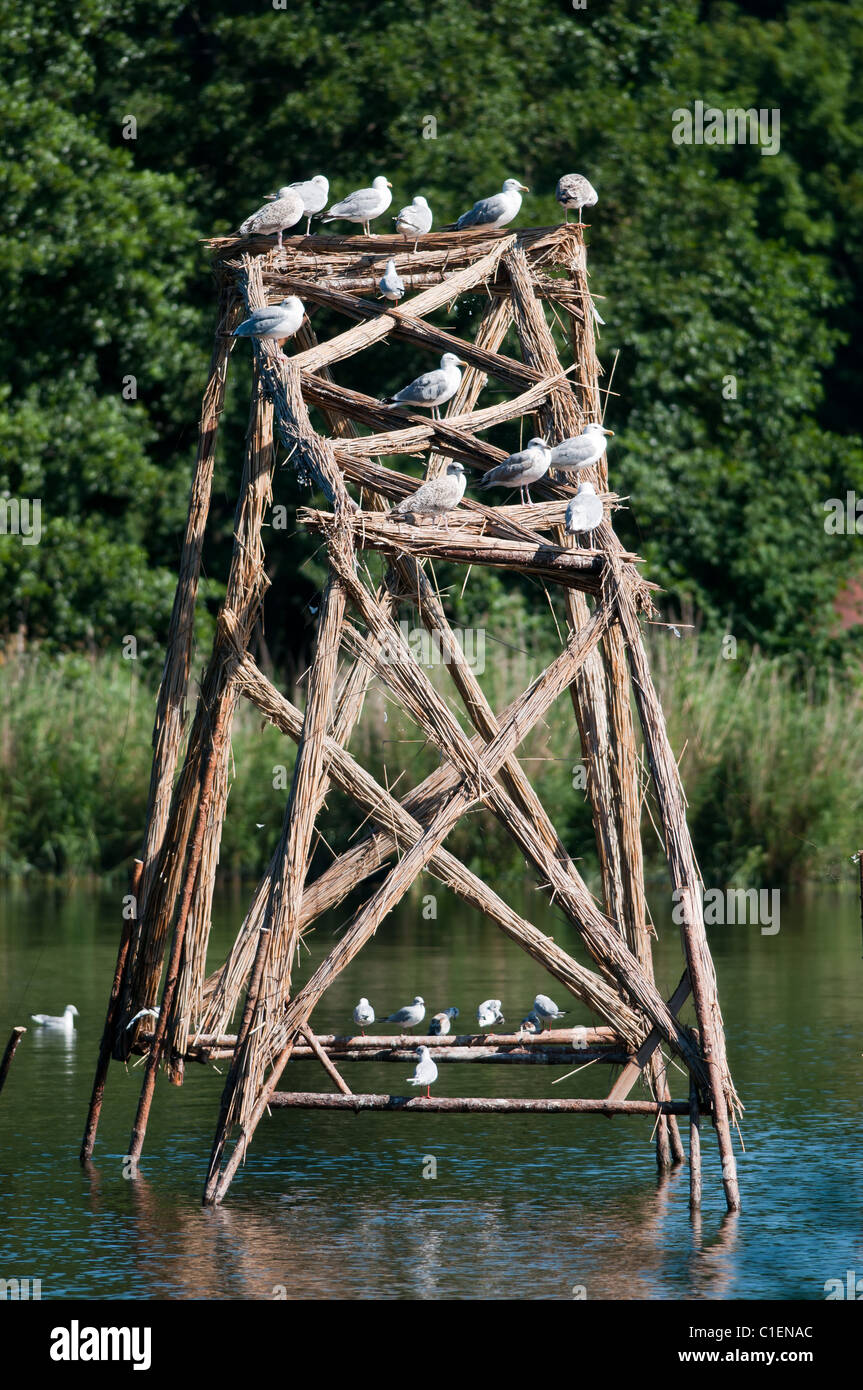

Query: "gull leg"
left=526, top=486, right=534, bottom=506
left=277, top=229, right=284, bottom=249
left=305, top=216, right=312, bottom=235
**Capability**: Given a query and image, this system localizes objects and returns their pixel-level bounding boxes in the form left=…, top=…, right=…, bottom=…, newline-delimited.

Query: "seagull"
left=31, top=1004, right=78, bottom=1030
left=239, top=186, right=305, bottom=247
left=408, top=1045, right=438, bottom=1098
left=394, top=195, right=433, bottom=247
left=556, top=173, right=598, bottom=225
left=477, top=999, right=505, bottom=1029
left=533, top=993, right=568, bottom=1024
left=550, top=422, right=613, bottom=474
left=565, top=482, right=604, bottom=541
left=378, top=258, right=406, bottom=304
left=519, top=1012, right=543, bottom=1034
left=391, top=461, right=466, bottom=528
left=232, top=297, right=306, bottom=358
left=383, top=996, right=426, bottom=1029
left=286, top=174, right=329, bottom=234
left=319, top=177, right=393, bottom=236
left=125, top=1006, right=160, bottom=1031
left=353, top=998, right=375, bottom=1034
left=477, top=437, right=551, bottom=505
left=429, top=1007, right=459, bottom=1036
left=382, top=352, right=468, bottom=419
left=455, top=178, right=529, bottom=230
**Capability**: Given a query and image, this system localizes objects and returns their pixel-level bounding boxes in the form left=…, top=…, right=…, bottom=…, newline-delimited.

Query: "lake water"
left=0, top=881, right=860, bottom=1301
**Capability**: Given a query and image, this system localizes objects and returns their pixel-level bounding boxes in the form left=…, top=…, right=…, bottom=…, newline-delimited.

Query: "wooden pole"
left=0, top=1026, right=26, bottom=1097
left=299, top=1026, right=353, bottom=1094
left=80, top=858, right=143, bottom=1160
left=268, top=1092, right=693, bottom=1116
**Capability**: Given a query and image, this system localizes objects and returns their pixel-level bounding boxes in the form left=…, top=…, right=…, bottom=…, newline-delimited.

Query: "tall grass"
left=0, top=640, right=860, bottom=886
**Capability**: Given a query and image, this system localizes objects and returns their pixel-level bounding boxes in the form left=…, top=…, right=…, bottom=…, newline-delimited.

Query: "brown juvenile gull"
left=319, top=176, right=393, bottom=236
left=239, top=186, right=304, bottom=247
left=428, top=1007, right=459, bottom=1036
left=550, top=422, right=613, bottom=474
left=232, top=296, right=305, bottom=358
left=556, top=173, right=598, bottom=225
left=394, top=195, right=433, bottom=247
left=382, top=351, right=468, bottom=419
left=286, top=174, right=329, bottom=234
left=477, top=436, right=551, bottom=505
left=390, top=461, right=466, bottom=528
left=454, top=178, right=529, bottom=230
left=565, top=482, right=604, bottom=541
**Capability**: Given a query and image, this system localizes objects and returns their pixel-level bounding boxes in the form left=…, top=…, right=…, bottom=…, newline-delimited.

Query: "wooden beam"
left=268, top=1092, right=693, bottom=1116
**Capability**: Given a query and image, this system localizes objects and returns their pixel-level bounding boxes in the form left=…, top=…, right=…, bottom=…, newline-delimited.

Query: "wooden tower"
left=81, top=218, right=742, bottom=1211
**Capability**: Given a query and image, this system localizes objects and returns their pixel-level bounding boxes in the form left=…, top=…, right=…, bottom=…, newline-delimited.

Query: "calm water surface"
left=0, top=882, right=860, bottom=1300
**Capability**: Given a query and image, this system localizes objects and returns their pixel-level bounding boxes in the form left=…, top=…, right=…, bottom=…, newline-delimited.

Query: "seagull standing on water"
left=408, top=1045, right=438, bottom=1098
left=477, top=437, right=551, bottom=505
left=353, top=998, right=375, bottom=1034
left=31, top=1004, right=78, bottom=1031
left=383, top=996, right=426, bottom=1030
left=429, top=1007, right=459, bottom=1036
left=287, top=175, right=329, bottom=234
left=533, top=993, right=568, bottom=1024
left=550, top=423, right=613, bottom=474
left=556, top=173, right=598, bottom=225
left=477, top=999, right=505, bottom=1029
left=378, top=258, right=406, bottom=304
left=395, top=195, right=433, bottom=246
left=455, top=178, right=529, bottom=230
left=233, top=297, right=306, bottom=358
left=239, top=186, right=305, bottom=247
left=391, top=461, right=466, bottom=528
left=382, top=352, right=469, bottom=419
left=565, top=482, right=604, bottom=542
left=319, top=177, right=393, bottom=236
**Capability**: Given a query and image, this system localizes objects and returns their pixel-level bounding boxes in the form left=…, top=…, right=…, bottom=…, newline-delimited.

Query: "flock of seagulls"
left=351, top=992, right=570, bottom=1096
left=231, top=169, right=611, bottom=537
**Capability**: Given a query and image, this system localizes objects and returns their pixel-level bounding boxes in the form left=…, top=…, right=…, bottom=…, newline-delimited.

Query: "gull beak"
left=519, top=184, right=530, bottom=192
left=264, top=193, right=277, bottom=201
left=602, top=427, right=614, bottom=436
left=386, top=180, right=393, bottom=188
left=457, top=359, right=469, bottom=368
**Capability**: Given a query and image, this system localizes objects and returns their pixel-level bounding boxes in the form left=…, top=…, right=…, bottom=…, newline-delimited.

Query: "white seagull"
left=382, top=352, right=468, bottom=419
left=477, top=999, right=505, bottom=1029
left=353, top=998, right=375, bottom=1034
left=429, top=1007, right=459, bottom=1036
left=550, top=422, right=613, bottom=474
left=232, top=297, right=306, bottom=358
left=455, top=178, right=529, bottom=230
left=125, top=1006, right=160, bottom=1031
left=287, top=174, right=330, bottom=234
left=533, top=993, right=568, bottom=1024
left=565, top=482, right=604, bottom=541
left=378, top=257, right=406, bottom=304
left=31, top=1004, right=78, bottom=1030
left=319, top=176, right=393, bottom=236
left=384, top=996, right=426, bottom=1029
left=556, top=173, right=598, bottom=225
left=477, top=437, right=551, bottom=505
left=391, top=460, right=466, bottom=528
left=239, top=186, right=304, bottom=247
left=408, top=1045, right=438, bottom=1098
left=395, top=195, right=433, bottom=246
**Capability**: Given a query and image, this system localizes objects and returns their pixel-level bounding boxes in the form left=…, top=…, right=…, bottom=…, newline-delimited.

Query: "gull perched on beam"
left=533, top=993, right=568, bottom=1024
left=408, top=1045, right=438, bottom=1098
left=383, top=996, right=426, bottom=1029
left=556, top=173, right=598, bottom=225
left=394, top=195, right=433, bottom=247
left=429, top=1007, right=459, bottom=1036
left=319, top=176, right=393, bottom=236
left=239, top=186, right=304, bottom=247
left=353, top=998, right=375, bottom=1035
left=454, top=178, right=529, bottom=230
left=565, top=482, right=604, bottom=542
left=286, top=175, right=329, bottom=234
left=477, top=437, right=551, bottom=504
left=233, top=296, right=305, bottom=358
left=550, top=422, right=613, bottom=474
left=382, top=352, right=468, bottom=419
left=391, top=461, right=466, bottom=528
left=477, top=999, right=505, bottom=1030
left=378, top=258, right=406, bottom=304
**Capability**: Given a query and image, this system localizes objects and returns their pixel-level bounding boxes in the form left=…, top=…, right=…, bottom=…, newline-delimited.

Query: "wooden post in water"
left=0, top=1026, right=26, bottom=1098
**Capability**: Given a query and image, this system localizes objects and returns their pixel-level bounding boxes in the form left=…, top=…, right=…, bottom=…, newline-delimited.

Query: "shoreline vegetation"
left=1, top=639, right=860, bottom=888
